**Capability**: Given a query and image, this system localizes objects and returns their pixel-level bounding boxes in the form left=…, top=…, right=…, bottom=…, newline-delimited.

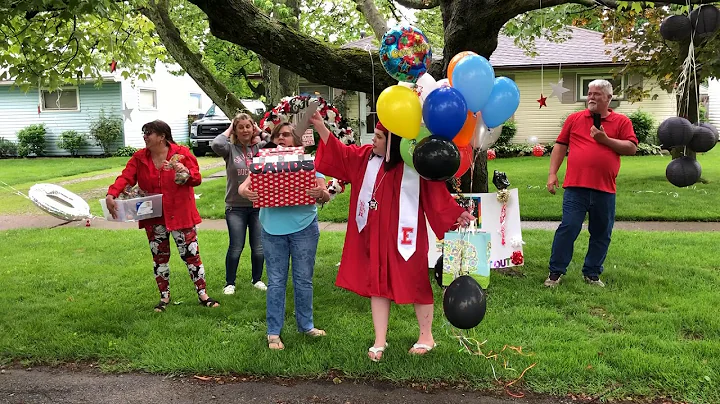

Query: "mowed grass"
left=0, top=156, right=224, bottom=216
left=1, top=228, right=718, bottom=402
left=194, top=149, right=720, bottom=222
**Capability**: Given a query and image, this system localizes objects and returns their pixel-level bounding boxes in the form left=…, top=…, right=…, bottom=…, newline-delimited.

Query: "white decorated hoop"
left=28, top=183, right=91, bottom=221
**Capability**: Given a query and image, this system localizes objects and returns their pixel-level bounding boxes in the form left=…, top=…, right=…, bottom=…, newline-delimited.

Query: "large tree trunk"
left=140, top=0, right=243, bottom=117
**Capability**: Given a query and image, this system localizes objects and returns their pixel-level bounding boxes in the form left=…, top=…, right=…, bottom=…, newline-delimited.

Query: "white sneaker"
left=223, top=284, right=236, bottom=295
left=253, top=281, right=267, bottom=291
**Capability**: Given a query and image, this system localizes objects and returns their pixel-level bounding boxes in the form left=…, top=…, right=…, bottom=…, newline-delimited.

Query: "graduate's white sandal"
left=409, top=343, right=437, bottom=355
left=368, top=343, right=388, bottom=362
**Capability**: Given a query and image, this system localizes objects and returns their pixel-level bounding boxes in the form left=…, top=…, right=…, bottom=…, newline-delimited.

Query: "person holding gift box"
left=311, top=113, right=474, bottom=361
left=238, top=122, right=330, bottom=350
left=105, top=120, right=219, bottom=312
left=212, top=113, right=267, bottom=295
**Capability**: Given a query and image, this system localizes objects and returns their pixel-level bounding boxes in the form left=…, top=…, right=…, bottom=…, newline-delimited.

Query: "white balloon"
left=528, top=136, right=539, bottom=144
left=470, top=116, right=502, bottom=151
left=416, top=73, right=438, bottom=105
left=397, top=81, right=415, bottom=89
left=437, top=78, right=451, bottom=88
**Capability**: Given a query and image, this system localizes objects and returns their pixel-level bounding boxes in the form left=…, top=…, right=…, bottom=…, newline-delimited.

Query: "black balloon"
left=412, top=136, right=460, bottom=181
left=443, top=275, right=487, bottom=330
left=657, top=117, right=694, bottom=149
left=700, top=123, right=719, bottom=142
left=660, top=15, right=692, bottom=42
left=688, top=125, right=717, bottom=153
left=666, top=156, right=702, bottom=188
left=690, top=5, right=720, bottom=40
left=492, top=170, right=510, bottom=191
left=433, top=255, right=443, bottom=287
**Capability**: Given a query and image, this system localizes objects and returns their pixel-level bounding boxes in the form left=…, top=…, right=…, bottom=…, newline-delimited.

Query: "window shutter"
left=561, top=73, right=576, bottom=104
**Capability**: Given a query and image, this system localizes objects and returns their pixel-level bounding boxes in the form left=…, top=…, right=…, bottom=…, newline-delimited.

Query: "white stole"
left=355, top=155, right=420, bottom=261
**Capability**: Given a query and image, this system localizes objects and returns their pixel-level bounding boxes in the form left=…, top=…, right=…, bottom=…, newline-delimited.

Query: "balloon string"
left=364, top=43, right=377, bottom=127
left=0, top=180, right=30, bottom=200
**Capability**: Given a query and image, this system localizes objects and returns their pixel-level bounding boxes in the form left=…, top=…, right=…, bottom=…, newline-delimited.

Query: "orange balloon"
left=454, top=144, right=474, bottom=178
left=453, top=111, right=477, bottom=147
left=448, top=51, right=477, bottom=86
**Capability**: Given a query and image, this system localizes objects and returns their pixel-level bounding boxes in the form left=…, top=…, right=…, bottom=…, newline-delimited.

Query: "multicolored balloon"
left=379, top=26, right=432, bottom=83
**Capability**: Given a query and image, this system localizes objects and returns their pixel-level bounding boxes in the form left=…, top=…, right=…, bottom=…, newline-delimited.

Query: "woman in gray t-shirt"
left=211, top=113, right=266, bottom=294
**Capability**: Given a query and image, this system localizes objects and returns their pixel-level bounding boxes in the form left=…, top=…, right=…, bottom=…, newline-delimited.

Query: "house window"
left=298, top=82, right=332, bottom=101
left=577, top=75, right=625, bottom=100
left=365, top=94, right=378, bottom=134
left=139, top=89, right=157, bottom=110
left=189, top=93, right=202, bottom=112
left=40, top=88, right=79, bottom=111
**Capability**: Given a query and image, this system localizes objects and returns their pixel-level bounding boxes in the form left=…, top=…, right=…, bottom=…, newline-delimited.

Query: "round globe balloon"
left=379, top=26, right=432, bottom=83
left=443, top=275, right=487, bottom=330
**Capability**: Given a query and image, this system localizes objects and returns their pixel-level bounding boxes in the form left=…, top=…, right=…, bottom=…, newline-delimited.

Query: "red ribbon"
left=500, top=204, right=507, bottom=246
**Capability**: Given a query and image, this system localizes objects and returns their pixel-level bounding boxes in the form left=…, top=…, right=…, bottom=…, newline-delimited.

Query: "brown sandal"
left=304, top=328, right=326, bottom=337
left=267, top=335, right=284, bottom=350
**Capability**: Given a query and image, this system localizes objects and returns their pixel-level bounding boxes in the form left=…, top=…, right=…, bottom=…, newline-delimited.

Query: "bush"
left=636, top=142, right=662, bottom=156
left=113, top=146, right=138, bottom=157
left=0, top=137, right=17, bottom=158
left=16, top=124, right=47, bottom=157
left=57, top=130, right=88, bottom=157
left=627, top=110, right=655, bottom=144
left=494, top=120, right=516, bottom=147
left=89, top=111, right=123, bottom=155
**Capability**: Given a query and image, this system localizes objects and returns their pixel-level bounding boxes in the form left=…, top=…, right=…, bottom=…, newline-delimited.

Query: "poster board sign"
left=428, top=189, right=523, bottom=270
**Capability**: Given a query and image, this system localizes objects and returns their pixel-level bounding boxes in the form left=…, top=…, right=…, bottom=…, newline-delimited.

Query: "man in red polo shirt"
left=544, top=79, right=638, bottom=288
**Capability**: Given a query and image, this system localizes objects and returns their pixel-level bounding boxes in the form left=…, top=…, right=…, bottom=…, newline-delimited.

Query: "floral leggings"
left=145, top=224, right=206, bottom=300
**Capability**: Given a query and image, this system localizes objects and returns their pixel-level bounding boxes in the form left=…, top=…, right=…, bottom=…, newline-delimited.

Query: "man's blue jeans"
left=225, top=207, right=264, bottom=285
left=262, top=218, right=320, bottom=336
left=549, top=187, right=616, bottom=277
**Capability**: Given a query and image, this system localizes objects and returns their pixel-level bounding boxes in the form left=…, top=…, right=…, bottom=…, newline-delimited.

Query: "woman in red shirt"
left=104, top=120, right=219, bottom=312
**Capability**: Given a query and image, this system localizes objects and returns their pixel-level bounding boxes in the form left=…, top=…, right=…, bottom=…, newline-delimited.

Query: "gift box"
left=441, top=230, right=491, bottom=289
left=250, top=147, right=317, bottom=208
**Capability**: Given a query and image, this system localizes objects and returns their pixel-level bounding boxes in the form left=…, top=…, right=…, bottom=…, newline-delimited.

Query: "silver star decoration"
left=121, top=103, right=133, bottom=122
left=549, top=78, right=571, bottom=102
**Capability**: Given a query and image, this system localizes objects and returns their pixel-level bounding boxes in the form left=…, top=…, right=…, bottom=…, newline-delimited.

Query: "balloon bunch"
left=658, top=117, right=718, bottom=187
left=377, top=26, right=520, bottom=181
left=660, top=5, right=719, bottom=43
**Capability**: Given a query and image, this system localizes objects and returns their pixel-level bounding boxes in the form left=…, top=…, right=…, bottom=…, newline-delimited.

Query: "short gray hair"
left=588, top=79, right=613, bottom=97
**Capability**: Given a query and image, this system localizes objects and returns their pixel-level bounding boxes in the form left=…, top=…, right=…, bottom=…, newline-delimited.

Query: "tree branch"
left=353, top=0, right=388, bottom=41
left=512, top=0, right=719, bottom=15
left=186, top=0, right=394, bottom=94
left=393, top=0, right=440, bottom=9
left=139, top=0, right=244, bottom=117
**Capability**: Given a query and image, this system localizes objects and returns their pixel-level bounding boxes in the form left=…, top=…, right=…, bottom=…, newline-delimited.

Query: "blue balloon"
left=422, top=87, right=468, bottom=140
left=481, top=77, right=520, bottom=129
left=451, top=55, right=495, bottom=113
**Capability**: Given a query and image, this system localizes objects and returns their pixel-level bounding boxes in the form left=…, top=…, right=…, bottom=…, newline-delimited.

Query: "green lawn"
left=1, top=228, right=719, bottom=403
left=226, top=150, right=717, bottom=223
left=3, top=152, right=719, bottom=222
left=0, top=156, right=223, bottom=216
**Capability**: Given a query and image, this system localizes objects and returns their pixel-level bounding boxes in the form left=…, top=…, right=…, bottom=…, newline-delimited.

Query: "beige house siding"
left=499, top=68, right=677, bottom=144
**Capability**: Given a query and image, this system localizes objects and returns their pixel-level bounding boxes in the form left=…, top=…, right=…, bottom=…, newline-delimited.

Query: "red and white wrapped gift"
left=249, top=147, right=317, bottom=208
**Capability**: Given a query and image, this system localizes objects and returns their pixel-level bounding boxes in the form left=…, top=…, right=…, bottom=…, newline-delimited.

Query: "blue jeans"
left=262, top=217, right=320, bottom=336
left=225, top=207, right=264, bottom=285
left=549, top=187, right=616, bottom=277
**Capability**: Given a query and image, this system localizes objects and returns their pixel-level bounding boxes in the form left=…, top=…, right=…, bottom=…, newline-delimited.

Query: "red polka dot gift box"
left=250, top=147, right=317, bottom=208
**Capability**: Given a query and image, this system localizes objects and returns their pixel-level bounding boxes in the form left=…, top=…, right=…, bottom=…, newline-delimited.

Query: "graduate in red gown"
left=311, top=113, right=474, bottom=361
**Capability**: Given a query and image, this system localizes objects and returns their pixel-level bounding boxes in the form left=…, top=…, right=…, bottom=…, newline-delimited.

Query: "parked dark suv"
left=190, top=101, right=266, bottom=156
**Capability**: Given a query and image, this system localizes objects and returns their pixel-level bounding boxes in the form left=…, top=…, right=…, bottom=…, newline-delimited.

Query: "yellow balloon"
left=376, top=85, right=422, bottom=139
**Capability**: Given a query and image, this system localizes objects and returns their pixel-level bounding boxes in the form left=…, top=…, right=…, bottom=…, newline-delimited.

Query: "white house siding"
left=0, top=82, right=122, bottom=156
left=708, top=78, right=720, bottom=127
left=506, top=68, right=677, bottom=144
left=121, top=63, right=203, bottom=148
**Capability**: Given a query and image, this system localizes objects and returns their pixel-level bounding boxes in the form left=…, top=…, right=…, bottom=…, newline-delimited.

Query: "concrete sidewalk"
left=2, top=214, right=720, bottom=232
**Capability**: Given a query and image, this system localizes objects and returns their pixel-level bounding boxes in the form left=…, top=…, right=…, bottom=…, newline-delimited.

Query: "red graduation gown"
left=315, top=135, right=465, bottom=304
